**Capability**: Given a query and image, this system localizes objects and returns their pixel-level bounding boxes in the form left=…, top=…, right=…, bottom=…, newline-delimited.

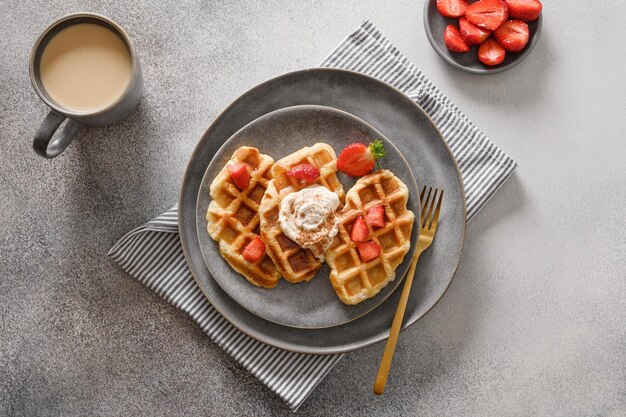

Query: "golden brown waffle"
left=325, top=169, right=415, bottom=304
left=258, top=143, right=345, bottom=283
left=206, top=146, right=281, bottom=288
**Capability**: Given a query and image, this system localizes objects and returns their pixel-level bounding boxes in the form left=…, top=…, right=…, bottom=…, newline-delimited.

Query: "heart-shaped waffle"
left=258, top=143, right=345, bottom=283
left=325, top=169, right=415, bottom=304
left=206, top=146, right=281, bottom=288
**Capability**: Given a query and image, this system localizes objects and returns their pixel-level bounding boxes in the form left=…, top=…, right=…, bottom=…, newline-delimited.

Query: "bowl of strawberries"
left=424, top=0, right=542, bottom=73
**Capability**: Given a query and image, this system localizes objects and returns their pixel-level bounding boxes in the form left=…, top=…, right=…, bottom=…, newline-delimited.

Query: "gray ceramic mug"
left=29, top=13, right=142, bottom=158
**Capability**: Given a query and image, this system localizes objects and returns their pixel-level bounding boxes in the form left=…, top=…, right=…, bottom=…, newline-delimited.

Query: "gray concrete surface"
left=1, top=1, right=625, bottom=416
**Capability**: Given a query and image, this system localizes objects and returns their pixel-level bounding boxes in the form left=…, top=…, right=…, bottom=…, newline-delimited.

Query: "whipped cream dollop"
left=278, top=185, right=340, bottom=259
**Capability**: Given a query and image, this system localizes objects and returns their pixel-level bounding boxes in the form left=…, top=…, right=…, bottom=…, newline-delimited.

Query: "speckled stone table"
left=1, top=1, right=625, bottom=416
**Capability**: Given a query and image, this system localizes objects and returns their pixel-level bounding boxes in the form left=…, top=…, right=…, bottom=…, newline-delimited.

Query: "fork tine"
left=420, top=187, right=432, bottom=224
left=428, top=190, right=443, bottom=229
left=422, top=188, right=436, bottom=228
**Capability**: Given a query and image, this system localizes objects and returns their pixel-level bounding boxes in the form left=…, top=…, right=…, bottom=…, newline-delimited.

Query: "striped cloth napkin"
left=109, top=19, right=517, bottom=411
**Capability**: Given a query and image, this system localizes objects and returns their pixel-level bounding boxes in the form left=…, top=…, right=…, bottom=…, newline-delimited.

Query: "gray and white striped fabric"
left=109, top=19, right=517, bottom=412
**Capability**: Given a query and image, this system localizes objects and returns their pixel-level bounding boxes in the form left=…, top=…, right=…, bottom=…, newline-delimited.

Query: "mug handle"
left=33, top=110, right=82, bottom=158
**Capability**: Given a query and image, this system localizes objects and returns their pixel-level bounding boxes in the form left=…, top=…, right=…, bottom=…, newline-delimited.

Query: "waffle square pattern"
left=259, top=143, right=345, bottom=283
left=206, top=146, right=281, bottom=288
left=325, top=169, right=415, bottom=305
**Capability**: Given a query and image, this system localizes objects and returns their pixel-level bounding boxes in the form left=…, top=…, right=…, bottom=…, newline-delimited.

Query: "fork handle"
left=373, top=248, right=422, bottom=395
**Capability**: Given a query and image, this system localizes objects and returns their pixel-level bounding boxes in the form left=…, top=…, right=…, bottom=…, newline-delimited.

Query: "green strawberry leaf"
left=368, top=140, right=385, bottom=170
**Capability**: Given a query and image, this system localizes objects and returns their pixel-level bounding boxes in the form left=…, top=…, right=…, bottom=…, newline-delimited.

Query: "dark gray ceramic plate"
left=424, top=0, right=542, bottom=74
left=179, top=68, right=466, bottom=354
left=196, top=105, right=420, bottom=329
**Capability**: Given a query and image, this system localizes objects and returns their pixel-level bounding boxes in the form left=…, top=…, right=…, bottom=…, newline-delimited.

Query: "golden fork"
left=373, top=186, right=443, bottom=395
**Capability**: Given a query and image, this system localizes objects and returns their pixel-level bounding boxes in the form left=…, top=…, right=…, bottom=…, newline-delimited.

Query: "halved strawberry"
left=356, top=241, right=381, bottom=262
left=436, top=0, right=469, bottom=18
left=337, top=140, right=385, bottom=177
left=478, top=38, right=506, bottom=66
left=459, top=17, right=491, bottom=45
left=227, top=162, right=250, bottom=190
left=242, top=237, right=266, bottom=262
left=350, top=216, right=369, bottom=242
left=465, top=0, right=508, bottom=31
left=505, top=0, right=542, bottom=22
left=366, top=205, right=385, bottom=228
left=444, top=25, right=470, bottom=53
left=287, top=163, right=320, bottom=183
left=494, top=20, right=529, bottom=52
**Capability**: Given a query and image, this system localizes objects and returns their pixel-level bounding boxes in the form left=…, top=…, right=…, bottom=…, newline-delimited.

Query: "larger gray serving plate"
left=196, top=105, right=420, bottom=329
left=179, top=68, right=466, bottom=354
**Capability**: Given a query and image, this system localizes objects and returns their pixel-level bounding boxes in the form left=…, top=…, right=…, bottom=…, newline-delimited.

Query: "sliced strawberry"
left=337, top=140, right=385, bottom=177
left=505, top=0, right=542, bottom=22
left=350, top=216, right=369, bottom=242
left=465, top=0, right=508, bottom=31
left=243, top=237, right=266, bottom=262
left=444, top=25, right=470, bottom=53
left=436, top=0, right=469, bottom=18
left=366, top=205, right=385, bottom=228
left=478, top=38, right=506, bottom=66
left=356, top=241, right=381, bottom=262
left=459, top=17, right=491, bottom=45
left=494, top=20, right=529, bottom=52
left=227, top=162, right=250, bottom=190
left=287, top=163, right=320, bottom=182
left=337, top=143, right=373, bottom=177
